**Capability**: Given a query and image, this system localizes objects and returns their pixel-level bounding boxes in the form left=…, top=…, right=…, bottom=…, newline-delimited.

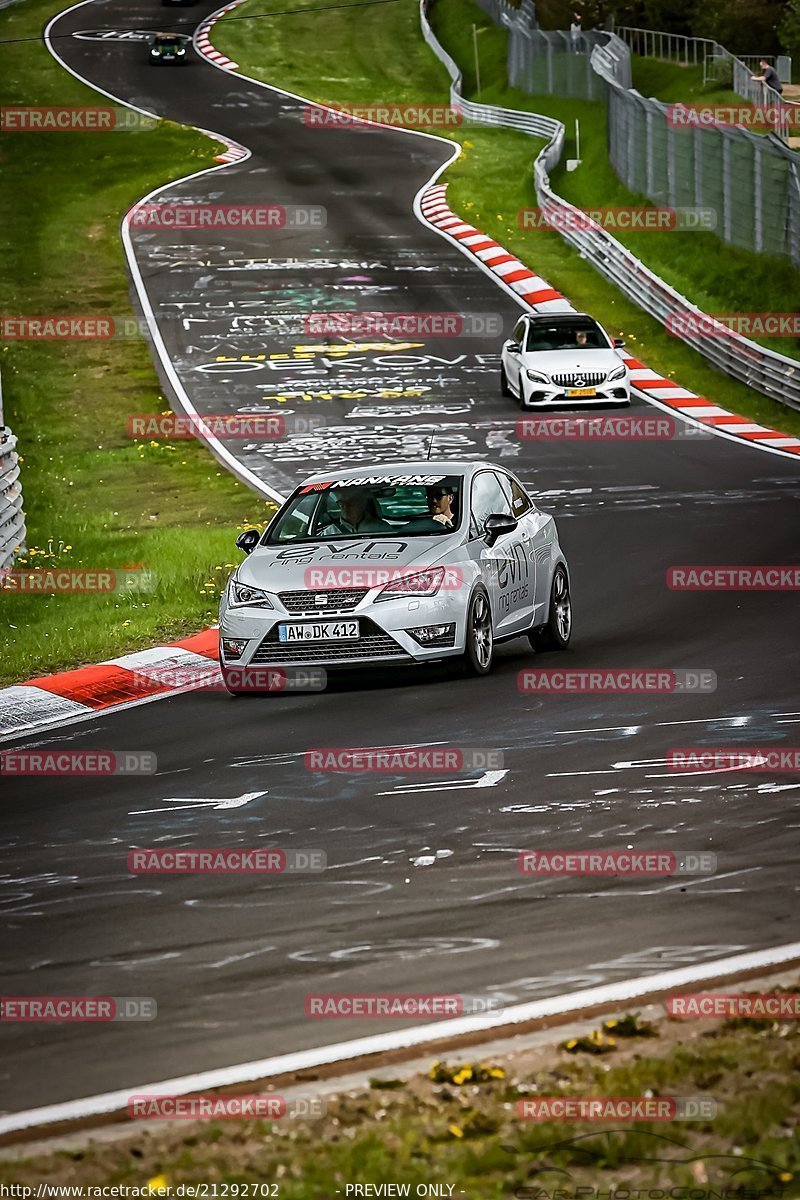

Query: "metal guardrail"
left=0, top=371, right=26, bottom=571
left=419, top=0, right=800, bottom=412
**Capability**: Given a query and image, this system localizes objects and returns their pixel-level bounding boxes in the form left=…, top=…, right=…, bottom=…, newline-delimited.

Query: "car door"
left=504, top=317, right=527, bottom=395
left=504, top=471, right=557, bottom=623
left=469, top=470, right=532, bottom=637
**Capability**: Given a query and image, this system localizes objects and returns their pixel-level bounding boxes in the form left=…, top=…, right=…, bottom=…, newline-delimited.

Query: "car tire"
left=500, top=365, right=511, bottom=397
left=529, top=565, right=571, bottom=651
left=461, top=587, right=494, bottom=675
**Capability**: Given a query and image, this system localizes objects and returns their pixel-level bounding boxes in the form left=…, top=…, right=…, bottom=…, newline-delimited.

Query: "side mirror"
left=236, top=529, right=260, bottom=555
left=506, top=340, right=521, bottom=354
left=484, top=512, right=518, bottom=547
left=613, top=337, right=626, bottom=348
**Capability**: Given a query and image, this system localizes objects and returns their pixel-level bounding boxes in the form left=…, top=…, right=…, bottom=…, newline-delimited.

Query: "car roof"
left=525, top=312, right=598, bottom=325
left=299, top=461, right=505, bottom=485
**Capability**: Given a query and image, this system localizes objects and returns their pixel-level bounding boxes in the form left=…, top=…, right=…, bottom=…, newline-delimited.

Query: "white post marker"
left=567, top=118, right=581, bottom=170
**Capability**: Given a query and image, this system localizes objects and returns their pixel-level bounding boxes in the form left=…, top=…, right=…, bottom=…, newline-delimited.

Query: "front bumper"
left=219, top=595, right=467, bottom=671
left=522, top=382, right=630, bottom=407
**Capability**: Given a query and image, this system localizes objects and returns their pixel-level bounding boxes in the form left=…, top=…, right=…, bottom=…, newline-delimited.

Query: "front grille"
left=278, top=588, right=368, bottom=614
left=550, top=371, right=607, bottom=387
left=251, top=618, right=409, bottom=664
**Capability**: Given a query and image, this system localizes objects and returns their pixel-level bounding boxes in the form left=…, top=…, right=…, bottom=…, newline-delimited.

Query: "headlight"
left=177, top=47, right=185, bottom=53
left=526, top=369, right=550, bottom=384
left=375, top=567, right=445, bottom=601
left=608, top=364, right=627, bottom=381
left=229, top=581, right=274, bottom=608
left=150, top=48, right=159, bottom=54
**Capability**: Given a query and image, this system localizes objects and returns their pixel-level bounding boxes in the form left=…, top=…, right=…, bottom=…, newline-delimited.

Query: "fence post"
left=722, top=134, right=733, bottom=244
left=753, top=139, right=764, bottom=253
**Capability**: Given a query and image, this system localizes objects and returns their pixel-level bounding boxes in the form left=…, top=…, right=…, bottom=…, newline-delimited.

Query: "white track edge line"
left=2, top=941, right=798, bottom=1136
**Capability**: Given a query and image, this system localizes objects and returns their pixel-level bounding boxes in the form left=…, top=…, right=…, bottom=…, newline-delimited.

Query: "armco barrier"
left=0, top=371, right=26, bottom=571
left=419, top=0, right=800, bottom=413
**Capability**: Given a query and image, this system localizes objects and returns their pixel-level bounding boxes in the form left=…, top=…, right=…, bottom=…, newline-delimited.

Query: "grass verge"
left=213, top=0, right=800, bottom=437
left=2, top=992, right=798, bottom=1193
left=0, top=0, right=277, bottom=687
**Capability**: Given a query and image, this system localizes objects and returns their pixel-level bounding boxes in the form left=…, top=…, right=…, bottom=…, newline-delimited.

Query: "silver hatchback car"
left=218, top=461, right=572, bottom=691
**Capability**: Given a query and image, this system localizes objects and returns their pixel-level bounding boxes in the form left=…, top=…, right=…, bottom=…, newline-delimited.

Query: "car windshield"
left=156, top=36, right=182, bottom=45
left=526, top=320, right=609, bottom=352
left=265, top=478, right=464, bottom=543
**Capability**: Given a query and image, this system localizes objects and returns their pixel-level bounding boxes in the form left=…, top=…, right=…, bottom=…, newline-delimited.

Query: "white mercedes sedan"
left=501, top=312, right=630, bottom=408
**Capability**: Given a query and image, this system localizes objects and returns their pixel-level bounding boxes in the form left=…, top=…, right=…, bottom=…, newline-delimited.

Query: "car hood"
left=234, top=534, right=462, bottom=594
left=521, top=348, right=624, bottom=374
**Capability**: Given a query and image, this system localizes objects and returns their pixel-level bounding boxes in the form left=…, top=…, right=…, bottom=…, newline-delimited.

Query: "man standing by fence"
left=570, top=11, right=582, bottom=52
left=752, top=58, right=783, bottom=93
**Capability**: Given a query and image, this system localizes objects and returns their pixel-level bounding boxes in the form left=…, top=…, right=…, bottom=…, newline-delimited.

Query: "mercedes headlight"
left=526, top=369, right=550, bottom=384
left=230, top=581, right=274, bottom=608
left=375, top=567, right=445, bottom=601
left=608, top=364, right=627, bottom=381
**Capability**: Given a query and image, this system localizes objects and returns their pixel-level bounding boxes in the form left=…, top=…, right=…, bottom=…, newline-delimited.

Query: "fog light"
left=222, top=638, right=247, bottom=660
left=408, top=623, right=456, bottom=647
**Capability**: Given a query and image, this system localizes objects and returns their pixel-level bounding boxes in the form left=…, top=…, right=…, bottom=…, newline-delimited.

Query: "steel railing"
left=419, top=0, right=800, bottom=412
left=616, top=25, right=797, bottom=140
left=0, top=370, right=26, bottom=571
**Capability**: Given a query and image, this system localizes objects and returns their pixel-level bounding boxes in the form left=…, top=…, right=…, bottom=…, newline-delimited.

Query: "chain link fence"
left=419, top=0, right=800, bottom=411
left=0, top=371, right=26, bottom=571
left=497, top=2, right=800, bottom=263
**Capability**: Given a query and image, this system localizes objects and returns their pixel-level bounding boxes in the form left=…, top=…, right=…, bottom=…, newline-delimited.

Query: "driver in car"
left=426, top=484, right=457, bottom=529
left=321, top=488, right=393, bottom=535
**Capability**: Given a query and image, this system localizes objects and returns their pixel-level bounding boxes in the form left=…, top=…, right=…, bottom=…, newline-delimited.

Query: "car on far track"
left=147, top=33, right=192, bottom=64
left=501, top=311, right=630, bottom=408
left=218, top=461, right=572, bottom=691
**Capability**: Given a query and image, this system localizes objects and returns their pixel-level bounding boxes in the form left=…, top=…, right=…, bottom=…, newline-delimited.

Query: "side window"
left=501, top=473, right=533, bottom=517
left=511, top=319, right=526, bottom=345
left=470, top=471, right=513, bottom=537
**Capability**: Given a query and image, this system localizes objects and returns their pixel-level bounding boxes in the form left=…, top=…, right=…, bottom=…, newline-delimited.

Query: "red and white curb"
left=0, top=629, right=219, bottom=743
left=194, top=0, right=248, bottom=72
left=420, top=185, right=800, bottom=459
left=196, top=126, right=250, bottom=165
left=421, top=185, right=572, bottom=313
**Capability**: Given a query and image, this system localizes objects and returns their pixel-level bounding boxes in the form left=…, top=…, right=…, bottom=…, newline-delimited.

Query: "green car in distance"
left=148, top=33, right=191, bottom=64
